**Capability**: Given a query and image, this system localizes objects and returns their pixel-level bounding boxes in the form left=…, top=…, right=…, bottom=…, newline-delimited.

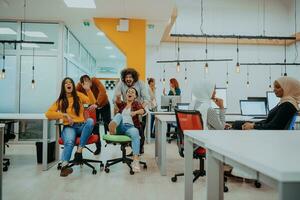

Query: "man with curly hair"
left=113, top=68, right=150, bottom=154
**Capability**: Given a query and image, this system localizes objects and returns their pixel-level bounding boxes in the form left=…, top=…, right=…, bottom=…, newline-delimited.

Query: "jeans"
left=112, top=113, right=140, bottom=155
left=61, top=118, right=94, bottom=162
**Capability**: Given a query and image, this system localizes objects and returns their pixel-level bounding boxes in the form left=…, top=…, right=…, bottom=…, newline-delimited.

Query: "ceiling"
left=0, top=0, right=175, bottom=69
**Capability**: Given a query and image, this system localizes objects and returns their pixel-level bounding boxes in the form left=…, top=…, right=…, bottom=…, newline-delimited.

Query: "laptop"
left=240, top=100, right=267, bottom=119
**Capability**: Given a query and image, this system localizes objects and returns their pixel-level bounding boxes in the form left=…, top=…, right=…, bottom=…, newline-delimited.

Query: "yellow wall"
left=94, top=18, right=146, bottom=80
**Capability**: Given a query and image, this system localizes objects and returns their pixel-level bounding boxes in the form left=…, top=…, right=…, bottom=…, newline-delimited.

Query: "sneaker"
left=60, top=166, right=73, bottom=177
left=131, top=160, right=141, bottom=173
left=74, top=152, right=83, bottom=164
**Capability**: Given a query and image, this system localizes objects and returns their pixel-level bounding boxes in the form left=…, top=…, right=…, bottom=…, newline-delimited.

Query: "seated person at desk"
left=242, top=76, right=300, bottom=130
left=163, top=78, right=181, bottom=96
left=108, top=88, right=145, bottom=172
left=45, top=77, right=96, bottom=177
left=191, top=79, right=227, bottom=130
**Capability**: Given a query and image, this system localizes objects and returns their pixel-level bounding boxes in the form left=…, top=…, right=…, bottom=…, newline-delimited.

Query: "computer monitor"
left=240, top=100, right=267, bottom=116
left=161, top=95, right=181, bottom=110
left=175, top=103, right=190, bottom=110
left=211, top=88, right=227, bottom=109
left=247, top=97, right=267, bottom=109
left=266, top=91, right=280, bottom=111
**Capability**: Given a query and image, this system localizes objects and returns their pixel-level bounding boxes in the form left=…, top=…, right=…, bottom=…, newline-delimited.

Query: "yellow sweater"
left=45, top=90, right=96, bottom=125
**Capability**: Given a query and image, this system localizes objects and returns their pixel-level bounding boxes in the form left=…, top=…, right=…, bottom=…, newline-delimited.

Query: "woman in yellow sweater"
left=45, top=77, right=96, bottom=177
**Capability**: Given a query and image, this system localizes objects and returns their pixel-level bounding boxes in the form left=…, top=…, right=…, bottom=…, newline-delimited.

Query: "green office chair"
left=103, top=127, right=147, bottom=175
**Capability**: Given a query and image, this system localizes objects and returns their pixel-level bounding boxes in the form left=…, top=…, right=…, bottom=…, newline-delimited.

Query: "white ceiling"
left=0, top=0, right=175, bottom=68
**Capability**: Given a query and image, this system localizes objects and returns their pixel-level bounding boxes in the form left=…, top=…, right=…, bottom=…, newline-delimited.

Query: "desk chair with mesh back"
left=2, top=121, right=15, bottom=172
left=57, top=109, right=104, bottom=175
left=171, top=109, right=228, bottom=192
left=287, top=113, right=298, bottom=130
left=103, top=126, right=147, bottom=175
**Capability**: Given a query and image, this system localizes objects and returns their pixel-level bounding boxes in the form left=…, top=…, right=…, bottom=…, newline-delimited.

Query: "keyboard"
left=252, top=116, right=267, bottom=119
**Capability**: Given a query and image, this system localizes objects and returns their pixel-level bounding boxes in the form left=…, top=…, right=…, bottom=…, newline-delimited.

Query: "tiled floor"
left=3, top=140, right=277, bottom=200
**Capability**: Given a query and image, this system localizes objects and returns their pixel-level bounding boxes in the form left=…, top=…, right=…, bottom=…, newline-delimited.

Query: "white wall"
left=146, top=0, right=300, bottom=114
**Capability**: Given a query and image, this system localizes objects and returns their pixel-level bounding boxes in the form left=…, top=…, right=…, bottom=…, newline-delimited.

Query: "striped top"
left=206, top=108, right=226, bottom=130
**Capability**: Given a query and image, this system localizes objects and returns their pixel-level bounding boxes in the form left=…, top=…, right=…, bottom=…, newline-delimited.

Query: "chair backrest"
left=174, top=108, right=203, bottom=156
left=287, top=113, right=298, bottom=130
left=84, top=108, right=97, bottom=125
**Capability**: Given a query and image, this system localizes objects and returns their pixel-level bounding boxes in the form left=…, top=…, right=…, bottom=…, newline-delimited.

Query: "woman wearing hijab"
left=191, top=79, right=226, bottom=130
left=242, top=76, right=300, bottom=130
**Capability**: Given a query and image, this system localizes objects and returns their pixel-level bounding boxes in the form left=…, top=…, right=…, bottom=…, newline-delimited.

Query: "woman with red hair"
left=163, top=78, right=181, bottom=96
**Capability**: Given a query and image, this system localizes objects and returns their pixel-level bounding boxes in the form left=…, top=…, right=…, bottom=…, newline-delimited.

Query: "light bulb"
left=1, top=69, right=5, bottom=79
left=226, top=81, right=229, bottom=88
left=162, top=78, right=166, bottom=85
left=31, top=79, right=36, bottom=89
left=184, top=77, right=187, bottom=84
left=246, top=81, right=250, bottom=88
left=176, top=62, right=180, bottom=72
left=204, top=63, right=208, bottom=73
left=236, top=62, right=240, bottom=73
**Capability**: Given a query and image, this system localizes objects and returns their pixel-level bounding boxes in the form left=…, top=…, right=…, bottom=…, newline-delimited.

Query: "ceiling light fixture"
left=1, top=43, right=5, bottom=79
left=268, top=66, right=272, bottom=89
left=246, top=65, right=250, bottom=88
left=204, top=36, right=208, bottom=73
left=64, top=0, right=96, bottom=8
left=31, top=48, right=36, bottom=89
left=236, top=38, right=240, bottom=73
left=226, top=62, right=229, bottom=88
left=22, top=31, right=48, bottom=38
left=97, top=31, right=105, bottom=36
left=176, top=37, right=180, bottom=72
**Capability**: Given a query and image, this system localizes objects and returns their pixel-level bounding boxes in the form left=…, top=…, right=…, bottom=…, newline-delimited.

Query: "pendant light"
left=31, top=48, right=36, bottom=89
left=204, top=37, right=208, bottom=73
left=176, top=37, right=180, bottom=72
left=268, top=66, right=272, bottom=89
left=226, top=62, right=229, bottom=88
left=236, top=38, right=240, bottom=73
left=184, top=67, right=188, bottom=84
left=162, top=66, right=166, bottom=85
left=246, top=65, right=250, bottom=88
left=1, top=43, right=5, bottom=79
left=284, top=40, right=287, bottom=76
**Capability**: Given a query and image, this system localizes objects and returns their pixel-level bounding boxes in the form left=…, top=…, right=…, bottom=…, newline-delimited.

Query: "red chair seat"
left=58, top=134, right=99, bottom=145
left=195, top=147, right=206, bottom=156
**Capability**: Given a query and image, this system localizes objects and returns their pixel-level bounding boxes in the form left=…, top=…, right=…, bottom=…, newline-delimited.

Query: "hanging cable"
left=204, top=36, right=208, bottom=73
left=200, top=0, right=204, bottom=35
left=284, top=40, right=287, bottom=76
left=263, top=0, right=266, bottom=36
left=294, top=0, right=298, bottom=62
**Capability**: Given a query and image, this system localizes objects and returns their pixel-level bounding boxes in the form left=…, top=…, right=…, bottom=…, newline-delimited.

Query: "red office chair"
left=171, top=109, right=228, bottom=192
left=57, top=109, right=104, bottom=175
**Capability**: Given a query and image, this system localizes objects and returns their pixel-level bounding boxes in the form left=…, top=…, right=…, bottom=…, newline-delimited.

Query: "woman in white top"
left=148, top=78, right=157, bottom=111
left=191, top=79, right=226, bottom=130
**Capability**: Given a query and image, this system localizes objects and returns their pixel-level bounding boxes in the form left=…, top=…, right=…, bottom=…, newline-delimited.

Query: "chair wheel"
left=255, top=181, right=261, bottom=188
left=143, top=164, right=147, bottom=169
left=92, top=170, right=97, bottom=175
left=57, top=163, right=62, bottom=170
left=130, top=170, right=134, bottom=175
left=168, top=140, right=171, bottom=144
left=100, top=163, right=104, bottom=170
left=3, top=166, right=8, bottom=172
left=171, top=176, right=177, bottom=182
left=105, top=168, right=110, bottom=173
left=224, top=186, right=229, bottom=192
left=7, top=160, right=10, bottom=166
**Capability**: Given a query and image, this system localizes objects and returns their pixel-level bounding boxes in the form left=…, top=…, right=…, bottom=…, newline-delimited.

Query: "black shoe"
left=94, top=143, right=101, bottom=155
left=74, top=152, right=83, bottom=164
left=127, top=151, right=133, bottom=157
left=140, top=147, right=144, bottom=154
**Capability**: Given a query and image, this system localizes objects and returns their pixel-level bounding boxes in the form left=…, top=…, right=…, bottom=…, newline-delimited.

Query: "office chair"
left=2, top=121, right=15, bottom=172
left=57, top=109, right=104, bottom=175
left=103, top=126, right=147, bottom=175
left=286, top=113, right=298, bottom=130
left=170, top=109, right=228, bottom=192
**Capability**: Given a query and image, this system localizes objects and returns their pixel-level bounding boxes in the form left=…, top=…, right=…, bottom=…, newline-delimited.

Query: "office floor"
left=3, top=140, right=277, bottom=200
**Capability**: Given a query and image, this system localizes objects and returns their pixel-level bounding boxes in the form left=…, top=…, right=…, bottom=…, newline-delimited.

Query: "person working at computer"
left=242, top=76, right=300, bottom=130
left=163, top=78, right=181, bottom=96
left=76, top=75, right=111, bottom=155
left=147, top=78, right=157, bottom=137
left=191, top=79, right=227, bottom=130
left=45, top=77, right=96, bottom=177
left=113, top=68, right=149, bottom=154
left=109, top=87, right=145, bottom=172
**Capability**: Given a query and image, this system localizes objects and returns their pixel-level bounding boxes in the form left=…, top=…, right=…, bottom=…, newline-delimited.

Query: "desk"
left=145, top=111, right=174, bottom=143
left=154, top=114, right=176, bottom=176
left=0, top=114, right=58, bottom=171
left=184, top=130, right=300, bottom=200
left=0, top=124, right=4, bottom=200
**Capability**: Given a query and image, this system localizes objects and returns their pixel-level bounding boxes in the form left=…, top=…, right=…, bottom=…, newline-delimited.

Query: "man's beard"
left=126, top=81, right=133, bottom=87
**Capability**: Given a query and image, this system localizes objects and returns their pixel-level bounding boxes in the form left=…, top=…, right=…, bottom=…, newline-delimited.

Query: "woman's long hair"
left=56, top=77, right=81, bottom=116
left=170, top=78, right=180, bottom=89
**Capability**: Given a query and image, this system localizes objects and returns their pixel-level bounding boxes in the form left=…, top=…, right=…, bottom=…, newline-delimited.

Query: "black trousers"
left=93, top=102, right=112, bottom=142
left=140, top=115, right=146, bottom=151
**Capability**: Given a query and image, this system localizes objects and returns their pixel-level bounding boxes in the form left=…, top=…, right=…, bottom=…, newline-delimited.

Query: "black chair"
left=2, top=121, right=16, bottom=172
left=171, top=109, right=228, bottom=192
